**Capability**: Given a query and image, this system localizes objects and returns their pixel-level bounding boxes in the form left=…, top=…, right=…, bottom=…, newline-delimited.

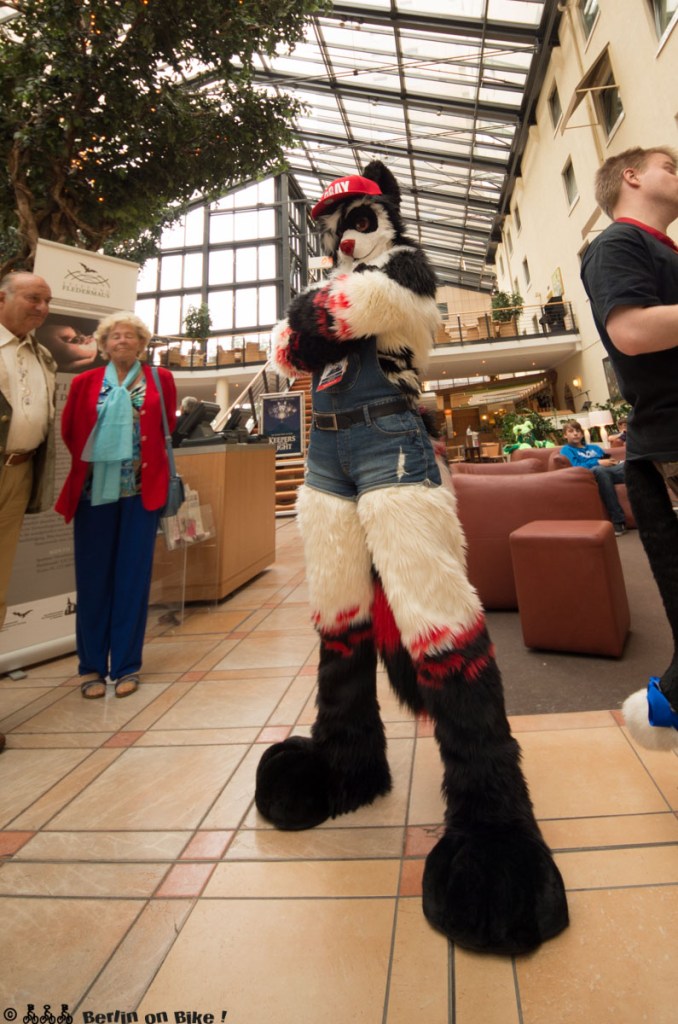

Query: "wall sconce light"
left=572, top=377, right=582, bottom=389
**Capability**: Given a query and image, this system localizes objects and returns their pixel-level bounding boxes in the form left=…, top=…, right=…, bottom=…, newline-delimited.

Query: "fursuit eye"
left=354, top=216, right=371, bottom=233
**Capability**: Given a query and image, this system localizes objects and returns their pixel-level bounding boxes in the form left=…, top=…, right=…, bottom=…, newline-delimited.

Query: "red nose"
left=340, top=239, right=355, bottom=256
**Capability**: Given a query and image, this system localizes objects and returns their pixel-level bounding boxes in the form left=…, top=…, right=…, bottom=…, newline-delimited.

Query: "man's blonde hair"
left=595, top=146, right=678, bottom=218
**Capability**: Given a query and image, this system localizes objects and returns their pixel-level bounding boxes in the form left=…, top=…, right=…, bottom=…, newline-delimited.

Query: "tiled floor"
left=1, top=518, right=677, bottom=1022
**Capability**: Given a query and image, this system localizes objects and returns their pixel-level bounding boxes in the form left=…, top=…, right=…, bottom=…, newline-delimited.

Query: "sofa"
left=450, top=466, right=617, bottom=609
left=510, top=444, right=635, bottom=528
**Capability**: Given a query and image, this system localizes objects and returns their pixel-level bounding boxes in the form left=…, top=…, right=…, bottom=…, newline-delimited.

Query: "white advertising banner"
left=0, top=241, right=139, bottom=673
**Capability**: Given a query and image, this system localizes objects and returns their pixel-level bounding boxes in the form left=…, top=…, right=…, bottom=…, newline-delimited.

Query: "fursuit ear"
left=362, top=161, right=401, bottom=211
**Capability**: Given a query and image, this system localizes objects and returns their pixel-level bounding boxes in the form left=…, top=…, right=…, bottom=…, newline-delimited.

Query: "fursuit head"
left=255, top=160, right=569, bottom=956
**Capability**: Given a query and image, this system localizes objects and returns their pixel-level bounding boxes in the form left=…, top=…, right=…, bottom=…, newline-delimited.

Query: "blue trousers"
left=592, top=462, right=626, bottom=526
left=73, top=495, right=160, bottom=680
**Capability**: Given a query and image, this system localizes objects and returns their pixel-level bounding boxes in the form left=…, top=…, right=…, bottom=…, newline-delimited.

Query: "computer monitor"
left=175, top=400, right=221, bottom=444
left=222, top=407, right=251, bottom=432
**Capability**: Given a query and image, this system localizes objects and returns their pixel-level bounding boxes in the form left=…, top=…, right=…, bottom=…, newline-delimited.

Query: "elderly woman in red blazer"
left=56, top=312, right=176, bottom=699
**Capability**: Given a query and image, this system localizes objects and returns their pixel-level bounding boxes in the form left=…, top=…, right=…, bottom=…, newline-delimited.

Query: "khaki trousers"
left=0, top=461, right=33, bottom=628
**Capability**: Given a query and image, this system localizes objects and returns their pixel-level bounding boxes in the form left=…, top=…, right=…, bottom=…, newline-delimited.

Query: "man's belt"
left=313, top=399, right=410, bottom=431
left=3, top=449, right=36, bottom=466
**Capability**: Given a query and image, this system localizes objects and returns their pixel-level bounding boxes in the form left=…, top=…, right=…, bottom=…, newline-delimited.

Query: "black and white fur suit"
left=255, top=161, right=569, bottom=954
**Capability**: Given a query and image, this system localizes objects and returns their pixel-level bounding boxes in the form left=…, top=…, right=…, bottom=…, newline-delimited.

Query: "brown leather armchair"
left=451, top=467, right=611, bottom=609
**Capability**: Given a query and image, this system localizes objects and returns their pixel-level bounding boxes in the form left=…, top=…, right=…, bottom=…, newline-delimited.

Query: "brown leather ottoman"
left=509, top=520, right=630, bottom=657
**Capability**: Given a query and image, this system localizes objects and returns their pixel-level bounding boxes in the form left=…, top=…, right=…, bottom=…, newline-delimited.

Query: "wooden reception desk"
left=151, top=443, right=276, bottom=604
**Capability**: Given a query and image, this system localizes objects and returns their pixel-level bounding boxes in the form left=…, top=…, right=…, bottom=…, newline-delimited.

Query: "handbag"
left=151, top=366, right=185, bottom=518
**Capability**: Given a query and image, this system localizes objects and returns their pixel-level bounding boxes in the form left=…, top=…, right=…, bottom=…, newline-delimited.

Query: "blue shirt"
left=560, top=443, right=605, bottom=468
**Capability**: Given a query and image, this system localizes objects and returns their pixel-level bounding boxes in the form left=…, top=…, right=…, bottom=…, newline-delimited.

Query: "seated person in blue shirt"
left=561, top=419, right=627, bottom=536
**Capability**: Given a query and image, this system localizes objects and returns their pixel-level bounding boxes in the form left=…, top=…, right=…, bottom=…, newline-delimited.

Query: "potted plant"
left=183, top=302, right=212, bottom=351
left=491, top=290, right=523, bottom=337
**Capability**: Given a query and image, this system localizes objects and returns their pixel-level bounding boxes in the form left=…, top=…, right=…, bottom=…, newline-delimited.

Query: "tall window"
left=597, top=66, right=624, bottom=136
left=506, top=228, right=513, bottom=255
left=548, top=85, right=562, bottom=129
left=651, top=0, right=678, bottom=38
left=514, top=205, right=522, bottom=233
left=579, top=0, right=600, bottom=36
left=563, top=159, right=579, bottom=207
left=522, top=258, right=531, bottom=288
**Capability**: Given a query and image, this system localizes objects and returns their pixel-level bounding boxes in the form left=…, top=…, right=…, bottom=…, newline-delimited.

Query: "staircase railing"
left=213, top=362, right=291, bottom=433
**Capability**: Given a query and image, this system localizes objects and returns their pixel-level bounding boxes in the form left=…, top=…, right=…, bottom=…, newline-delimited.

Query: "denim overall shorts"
left=305, top=338, right=441, bottom=500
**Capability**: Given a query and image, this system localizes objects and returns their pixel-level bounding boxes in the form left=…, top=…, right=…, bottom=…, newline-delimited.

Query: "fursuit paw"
left=623, top=680, right=678, bottom=752
left=255, top=734, right=393, bottom=831
left=255, top=736, right=333, bottom=830
left=422, top=826, right=569, bottom=955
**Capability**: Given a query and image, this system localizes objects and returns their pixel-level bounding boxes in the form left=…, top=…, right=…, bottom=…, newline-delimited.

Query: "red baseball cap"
left=311, top=175, right=383, bottom=219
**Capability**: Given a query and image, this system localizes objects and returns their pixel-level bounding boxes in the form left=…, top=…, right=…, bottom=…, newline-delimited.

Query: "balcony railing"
left=147, top=334, right=271, bottom=370
left=438, top=301, right=577, bottom=347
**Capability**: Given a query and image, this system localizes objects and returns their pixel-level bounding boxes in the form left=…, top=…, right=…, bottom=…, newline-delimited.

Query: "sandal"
left=115, top=674, right=140, bottom=698
left=80, top=673, right=106, bottom=699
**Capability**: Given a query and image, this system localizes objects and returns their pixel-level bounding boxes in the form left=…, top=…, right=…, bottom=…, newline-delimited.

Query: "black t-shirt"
left=580, top=221, right=678, bottom=461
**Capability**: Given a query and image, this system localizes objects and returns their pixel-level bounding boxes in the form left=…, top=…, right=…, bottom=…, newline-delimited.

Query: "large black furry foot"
left=255, top=735, right=392, bottom=831
left=422, top=826, right=569, bottom=955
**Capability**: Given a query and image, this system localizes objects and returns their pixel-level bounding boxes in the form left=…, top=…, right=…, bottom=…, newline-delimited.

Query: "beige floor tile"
left=5, top=730, right=112, bottom=748
left=170, top=608, right=251, bottom=634
left=386, top=897, right=450, bottom=1024
left=0, top=747, right=94, bottom=827
left=13, top=682, right=168, bottom=733
left=47, top=744, right=249, bottom=831
left=204, top=858, right=400, bottom=898
left=265, top=672, right=316, bottom=726
left=83, top=898, right=194, bottom=1009
left=123, top=680, right=197, bottom=731
left=621, top=731, right=678, bottom=810
left=519, top=727, right=670, bottom=819
left=510, top=710, right=617, bottom=732
left=14, top=829, right=189, bottom=861
left=213, top=632, right=317, bottom=670
left=11, top=750, right=126, bottom=833
left=1, top=896, right=141, bottom=1005
left=136, top=726, right=260, bottom=746
left=541, top=812, right=678, bottom=850
left=200, top=746, right=262, bottom=830
left=0, top=686, right=73, bottom=732
left=0, top=686, right=49, bottom=719
left=455, top=947, right=521, bottom=1024
left=141, top=637, right=223, bottom=673
left=0, top=859, right=167, bottom=897
left=408, top=736, right=445, bottom=826
left=136, top=898, right=395, bottom=1023
left=23, top=653, right=79, bottom=678
left=252, top=604, right=315, bottom=631
left=516, top=887, right=678, bottom=1024
left=221, top=584, right=285, bottom=609
left=226, top=825, right=405, bottom=861
left=151, top=675, right=295, bottom=730
left=557, top=843, right=678, bottom=889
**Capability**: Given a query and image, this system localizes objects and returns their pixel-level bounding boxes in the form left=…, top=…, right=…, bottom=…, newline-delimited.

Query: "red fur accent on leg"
left=410, top=625, right=456, bottom=659
left=371, top=581, right=402, bottom=654
left=419, top=651, right=465, bottom=689
left=324, top=627, right=373, bottom=656
left=312, top=605, right=362, bottom=631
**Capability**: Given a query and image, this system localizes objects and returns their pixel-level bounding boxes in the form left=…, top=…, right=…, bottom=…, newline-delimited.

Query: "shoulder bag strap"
left=150, top=365, right=179, bottom=478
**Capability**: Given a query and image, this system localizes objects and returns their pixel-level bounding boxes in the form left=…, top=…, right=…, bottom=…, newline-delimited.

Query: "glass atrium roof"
left=254, top=0, right=562, bottom=291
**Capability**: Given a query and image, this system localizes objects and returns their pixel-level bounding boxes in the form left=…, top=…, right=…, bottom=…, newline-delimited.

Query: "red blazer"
left=55, top=364, right=177, bottom=523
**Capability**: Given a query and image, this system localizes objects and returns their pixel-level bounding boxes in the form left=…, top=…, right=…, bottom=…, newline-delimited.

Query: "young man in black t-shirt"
left=581, top=146, right=678, bottom=750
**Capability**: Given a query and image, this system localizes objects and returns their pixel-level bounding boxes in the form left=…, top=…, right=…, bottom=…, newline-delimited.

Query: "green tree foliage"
left=0, top=0, right=329, bottom=273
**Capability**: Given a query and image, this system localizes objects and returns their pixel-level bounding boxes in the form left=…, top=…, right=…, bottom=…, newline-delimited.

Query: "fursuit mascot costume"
left=254, top=161, right=569, bottom=955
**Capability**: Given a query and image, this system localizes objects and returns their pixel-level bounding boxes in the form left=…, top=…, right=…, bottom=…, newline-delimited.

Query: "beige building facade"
left=492, top=0, right=678, bottom=410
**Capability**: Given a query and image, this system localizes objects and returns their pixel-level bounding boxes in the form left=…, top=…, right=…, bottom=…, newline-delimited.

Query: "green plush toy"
left=503, top=417, right=555, bottom=455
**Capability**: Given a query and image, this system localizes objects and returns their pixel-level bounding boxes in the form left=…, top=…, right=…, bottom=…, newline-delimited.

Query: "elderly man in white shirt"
left=0, top=272, right=56, bottom=752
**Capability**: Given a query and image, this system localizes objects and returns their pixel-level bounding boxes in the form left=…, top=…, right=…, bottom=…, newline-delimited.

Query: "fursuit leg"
left=360, top=484, right=568, bottom=955
left=255, top=487, right=391, bottom=830
left=622, top=460, right=678, bottom=750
